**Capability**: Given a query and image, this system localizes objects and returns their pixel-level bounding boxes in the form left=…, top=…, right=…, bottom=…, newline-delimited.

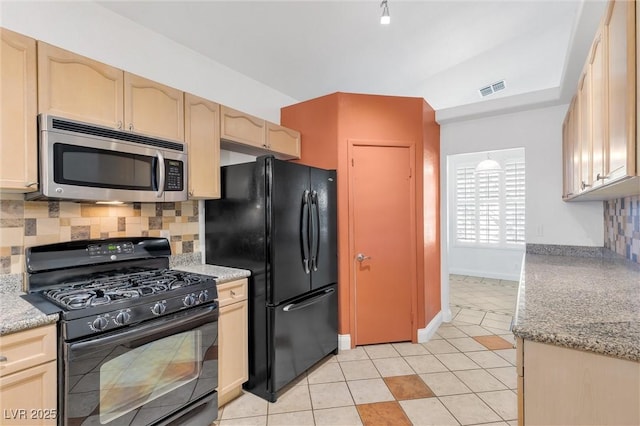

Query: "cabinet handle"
left=117, top=120, right=123, bottom=130
left=581, top=181, right=592, bottom=190
left=0, top=356, right=7, bottom=362
left=596, top=173, right=608, bottom=181
left=230, top=290, right=236, bottom=297
left=129, top=123, right=134, bottom=131
left=25, top=182, right=38, bottom=187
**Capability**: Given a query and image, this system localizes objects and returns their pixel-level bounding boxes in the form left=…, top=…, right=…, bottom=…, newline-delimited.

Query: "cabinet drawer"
left=0, top=325, right=56, bottom=377
left=217, top=279, right=248, bottom=307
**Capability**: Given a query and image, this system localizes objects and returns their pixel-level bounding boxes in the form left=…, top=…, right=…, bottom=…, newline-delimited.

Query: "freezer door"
left=269, top=284, right=338, bottom=395
left=310, top=168, right=338, bottom=290
left=268, top=159, right=312, bottom=304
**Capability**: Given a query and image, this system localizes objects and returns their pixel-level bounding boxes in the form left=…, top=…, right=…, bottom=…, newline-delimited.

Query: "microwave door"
left=31, top=115, right=187, bottom=203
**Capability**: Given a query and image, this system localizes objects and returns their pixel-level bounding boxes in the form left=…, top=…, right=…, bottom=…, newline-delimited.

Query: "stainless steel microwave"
left=27, top=115, right=188, bottom=203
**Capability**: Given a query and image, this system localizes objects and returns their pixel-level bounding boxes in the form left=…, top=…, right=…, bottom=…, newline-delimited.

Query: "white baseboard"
left=338, top=334, right=351, bottom=351
left=417, top=311, right=443, bottom=343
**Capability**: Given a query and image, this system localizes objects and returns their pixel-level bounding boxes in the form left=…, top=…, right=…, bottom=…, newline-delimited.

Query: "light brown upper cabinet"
left=265, top=122, right=301, bottom=159
left=590, top=30, right=606, bottom=189
left=38, top=42, right=184, bottom=142
left=220, top=105, right=300, bottom=160
left=561, top=0, right=638, bottom=201
left=1, top=28, right=38, bottom=193
left=605, top=0, right=636, bottom=181
left=124, top=72, right=184, bottom=142
left=562, top=97, right=580, bottom=199
left=184, top=93, right=220, bottom=199
left=220, top=105, right=266, bottom=148
left=578, top=74, right=592, bottom=193
left=38, top=42, right=124, bottom=129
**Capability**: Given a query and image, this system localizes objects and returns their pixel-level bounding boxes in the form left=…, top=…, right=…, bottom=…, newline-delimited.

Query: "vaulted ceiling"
left=97, top=0, right=608, bottom=122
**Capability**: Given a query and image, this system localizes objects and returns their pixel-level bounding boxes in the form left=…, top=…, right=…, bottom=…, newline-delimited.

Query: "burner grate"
left=44, top=269, right=206, bottom=310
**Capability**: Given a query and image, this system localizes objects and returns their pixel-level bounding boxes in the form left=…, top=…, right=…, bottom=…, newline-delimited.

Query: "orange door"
left=350, top=143, right=415, bottom=345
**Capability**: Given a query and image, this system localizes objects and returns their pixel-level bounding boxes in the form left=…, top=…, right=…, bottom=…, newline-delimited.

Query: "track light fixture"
left=380, top=0, right=390, bottom=25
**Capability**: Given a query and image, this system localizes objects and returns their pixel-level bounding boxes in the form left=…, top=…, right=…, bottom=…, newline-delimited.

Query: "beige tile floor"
left=215, top=275, right=519, bottom=426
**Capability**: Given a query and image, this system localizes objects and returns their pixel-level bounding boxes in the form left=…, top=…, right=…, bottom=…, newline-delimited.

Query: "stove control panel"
left=87, top=241, right=134, bottom=257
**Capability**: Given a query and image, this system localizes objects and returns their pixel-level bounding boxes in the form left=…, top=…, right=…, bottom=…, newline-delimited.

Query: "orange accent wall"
left=281, top=92, right=440, bottom=342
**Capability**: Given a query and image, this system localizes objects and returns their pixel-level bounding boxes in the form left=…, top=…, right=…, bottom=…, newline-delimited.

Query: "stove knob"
left=91, top=316, right=108, bottom=332
left=151, top=301, right=167, bottom=316
left=198, top=290, right=208, bottom=303
left=183, top=294, right=196, bottom=307
left=114, top=311, right=131, bottom=325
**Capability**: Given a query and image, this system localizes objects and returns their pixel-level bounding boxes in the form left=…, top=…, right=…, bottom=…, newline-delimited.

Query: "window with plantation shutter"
left=455, top=166, right=476, bottom=242
left=453, top=153, right=525, bottom=247
left=505, top=160, right=526, bottom=244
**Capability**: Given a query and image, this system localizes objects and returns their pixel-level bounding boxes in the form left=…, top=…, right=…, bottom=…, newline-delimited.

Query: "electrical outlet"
left=535, top=225, right=544, bottom=237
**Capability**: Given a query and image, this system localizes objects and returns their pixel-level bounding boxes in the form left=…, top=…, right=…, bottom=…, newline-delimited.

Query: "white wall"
left=438, top=104, right=603, bottom=320
left=0, top=1, right=298, bottom=122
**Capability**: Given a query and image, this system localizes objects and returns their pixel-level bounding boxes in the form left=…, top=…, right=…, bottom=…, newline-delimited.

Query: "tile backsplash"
left=604, top=195, right=640, bottom=264
left=0, top=196, right=200, bottom=275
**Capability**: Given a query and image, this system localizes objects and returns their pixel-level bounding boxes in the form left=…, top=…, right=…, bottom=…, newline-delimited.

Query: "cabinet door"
left=0, top=361, right=56, bottom=426
left=220, top=105, right=265, bottom=148
left=605, top=0, right=636, bottom=180
left=570, top=98, right=582, bottom=197
left=37, top=42, right=124, bottom=129
left=185, top=93, right=220, bottom=199
left=590, top=30, right=606, bottom=187
left=0, top=324, right=56, bottom=377
left=124, top=72, right=185, bottom=142
left=1, top=28, right=37, bottom=192
left=218, top=299, right=248, bottom=406
left=562, top=116, right=573, bottom=199
left=578, top=74, right=592, bottom=192
left=265, top=122, right=301, bottom=159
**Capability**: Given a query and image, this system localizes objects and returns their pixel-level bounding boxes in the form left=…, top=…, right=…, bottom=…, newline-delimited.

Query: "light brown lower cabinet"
left=0, top=324, right=57, bottom=426
left=217, top=278, right=249, bottom=407
left=517, top=337, right=640, bottom=425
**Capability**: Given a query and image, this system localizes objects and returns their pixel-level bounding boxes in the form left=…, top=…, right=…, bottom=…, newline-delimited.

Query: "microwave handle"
left=155, top=150, right=165, bottom=199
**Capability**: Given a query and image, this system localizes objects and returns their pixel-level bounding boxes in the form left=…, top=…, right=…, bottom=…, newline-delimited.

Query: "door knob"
left=356, top=253, right=371, bottom=262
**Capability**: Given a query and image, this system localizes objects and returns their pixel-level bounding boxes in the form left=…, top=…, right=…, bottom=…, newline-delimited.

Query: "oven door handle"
left=69, top=304, right=217, bottom=353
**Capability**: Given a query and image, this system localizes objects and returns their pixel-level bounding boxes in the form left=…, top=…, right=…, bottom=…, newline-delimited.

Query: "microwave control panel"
left=165, top=160, right=184, bottom=191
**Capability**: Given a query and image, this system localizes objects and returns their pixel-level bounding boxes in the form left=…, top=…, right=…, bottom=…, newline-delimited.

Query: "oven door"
left=63, top=304, right=218, bottom=426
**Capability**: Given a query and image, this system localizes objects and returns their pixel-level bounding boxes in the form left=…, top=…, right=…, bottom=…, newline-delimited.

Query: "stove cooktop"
left=45, top=269, right=209, bottom=310
left=24, top=237, right=220, bottom=340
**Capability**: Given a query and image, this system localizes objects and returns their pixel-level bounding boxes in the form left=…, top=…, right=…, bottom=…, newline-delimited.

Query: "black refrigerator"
left=204, top=156, right=338, bottom=402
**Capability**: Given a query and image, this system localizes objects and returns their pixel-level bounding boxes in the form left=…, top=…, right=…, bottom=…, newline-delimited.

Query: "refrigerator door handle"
left=301, top=190, right=311, bottom=274
left=310, top=191, right=320, bottom=271
left=282, top=288, right=335, bottom=312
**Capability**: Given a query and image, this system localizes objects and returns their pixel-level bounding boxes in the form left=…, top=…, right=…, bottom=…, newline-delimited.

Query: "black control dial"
left=198, top=290, right=208, bottom=303
left=91, top=316, right=108, bottom=332
left=114, top=311, right=131, bottom=325
left=151, top=301, right=167, bottom=316
left=183, top=294, right=196, bottom=307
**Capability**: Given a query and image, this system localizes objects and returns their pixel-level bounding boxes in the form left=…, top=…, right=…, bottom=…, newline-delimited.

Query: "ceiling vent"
left=479, top=80, right=506, bottom=97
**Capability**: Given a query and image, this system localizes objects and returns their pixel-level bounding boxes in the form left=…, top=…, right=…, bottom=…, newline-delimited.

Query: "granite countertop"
left=512, top=253, right=640, bottom=362
left=173, top=264, right=251, bottom=283
left=0, top=262, right=250, bottom=337
left=0, top=294, right=59, bottom=337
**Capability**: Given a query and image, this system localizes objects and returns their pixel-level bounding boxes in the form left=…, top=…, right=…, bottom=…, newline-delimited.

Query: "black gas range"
left=24, top=237, right=220, bottom=426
